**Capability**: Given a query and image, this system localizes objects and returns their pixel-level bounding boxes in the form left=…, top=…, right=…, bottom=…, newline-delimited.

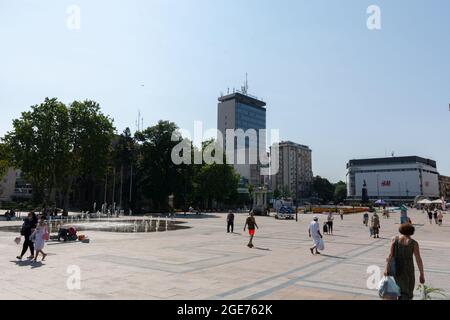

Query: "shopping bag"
left=14, top=237, right=21, bottom=245
left=42, top=231, right=50, bottom=241
left=378, top=276, right=400, bottom=299
left=41, top=226, right=50, bottom=241
left=317, top=238, right=325, bottom=251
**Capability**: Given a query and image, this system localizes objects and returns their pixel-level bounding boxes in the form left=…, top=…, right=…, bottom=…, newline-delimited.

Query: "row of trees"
left=272, top=177, right=347, bottom=204
left=312, top=176, right=347, bottom=204
left=0, top=98, right=240, bottom=212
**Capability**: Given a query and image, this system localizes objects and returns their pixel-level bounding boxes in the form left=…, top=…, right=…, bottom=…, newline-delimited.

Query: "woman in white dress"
left=31, top=216, right=48, bottom=262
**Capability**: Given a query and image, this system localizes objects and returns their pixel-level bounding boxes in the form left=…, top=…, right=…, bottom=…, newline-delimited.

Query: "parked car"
left=275, top=206, right=295, bottom=220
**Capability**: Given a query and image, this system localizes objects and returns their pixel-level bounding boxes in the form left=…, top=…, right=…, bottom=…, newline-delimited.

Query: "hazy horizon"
left=1, top=0, right=449, bottom=182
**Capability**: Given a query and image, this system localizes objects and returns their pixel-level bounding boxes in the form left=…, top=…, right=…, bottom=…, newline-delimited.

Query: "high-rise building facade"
left=271, top=141, right=313, bottom=201
left=217, top=91, right=266, bottom=187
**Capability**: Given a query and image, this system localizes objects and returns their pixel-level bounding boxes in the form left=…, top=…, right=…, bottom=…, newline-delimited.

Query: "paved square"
left=0, top=209, right=449, bottom=300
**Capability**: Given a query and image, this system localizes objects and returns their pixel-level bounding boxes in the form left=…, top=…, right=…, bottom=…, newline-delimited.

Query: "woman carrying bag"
left=384, top=224, right=425, bottom=300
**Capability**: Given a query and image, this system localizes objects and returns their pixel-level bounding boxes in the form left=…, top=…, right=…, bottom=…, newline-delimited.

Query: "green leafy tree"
left=3, top=98, right=115, bottom=209
left=195, top=162, right=239, bottom=209
left=334, top=181, right=347, bottom=203
left=281, top=185, right=292, bottom=199
left=112, top=128, right=137, bottom=210
left=4, top=98, right=71, bottom=204
left=313, top=176, right=334, bottom=203
left=68, top=100, right=115, bottom=209
left=187, top=139, right=239, bottom=209
left=273, top=188, right=281, bottom=200
left=0, top=143, right=11, bottom=179
left=135, top=120, right=183, bottom=211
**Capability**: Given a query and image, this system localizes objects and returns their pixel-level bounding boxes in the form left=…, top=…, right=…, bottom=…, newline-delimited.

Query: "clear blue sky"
left=1, top=0, right=449, bottom=182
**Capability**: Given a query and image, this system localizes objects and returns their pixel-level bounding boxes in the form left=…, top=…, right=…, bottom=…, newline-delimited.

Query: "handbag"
left=378, top=276, right=401, bottom=299
left=387, top=237, right=398, bottom=276
left=317, top=238, right=325, bottom=251
left=42, top=227, right=50, bottom=241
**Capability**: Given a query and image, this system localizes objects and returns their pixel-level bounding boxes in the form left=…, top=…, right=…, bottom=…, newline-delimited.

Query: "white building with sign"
left=346, top=156, right=440, bottom=202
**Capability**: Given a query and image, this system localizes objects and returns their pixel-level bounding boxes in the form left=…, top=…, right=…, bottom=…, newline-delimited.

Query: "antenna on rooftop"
left=136, top=110, right=140, bottom=132
left=241, top=73, right=249, bottom=94
left=136, top=110, right=144, bottom=132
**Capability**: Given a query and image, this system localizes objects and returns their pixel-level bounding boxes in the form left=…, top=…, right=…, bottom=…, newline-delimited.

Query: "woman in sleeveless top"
left=385, top=224, right=425, bottom=300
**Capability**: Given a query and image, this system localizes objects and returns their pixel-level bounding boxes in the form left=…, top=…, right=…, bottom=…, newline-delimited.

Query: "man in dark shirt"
left=16, top=212, right=37, bottom=260
left=244, top=211, right=258, bottom=248
left=227, top=211, right=235, bottom=233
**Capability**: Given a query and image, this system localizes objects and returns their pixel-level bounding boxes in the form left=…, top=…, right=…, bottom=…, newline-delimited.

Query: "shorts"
left=249, top=229, right=255, bottom=236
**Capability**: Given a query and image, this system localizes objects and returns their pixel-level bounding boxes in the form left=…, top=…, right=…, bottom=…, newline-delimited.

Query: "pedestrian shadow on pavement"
left=11, top=260, right=45, bottom=269
left=326, top=234, right=349, bottom=238
left=254, top=247, right=271, bottom=251
left=47, top=241, right=83, bottom=246
left=319, top=254, right=346, bottom=260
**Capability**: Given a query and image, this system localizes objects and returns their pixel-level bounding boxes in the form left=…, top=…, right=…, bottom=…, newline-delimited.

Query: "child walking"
left=31, top=216, right=49, bottom=262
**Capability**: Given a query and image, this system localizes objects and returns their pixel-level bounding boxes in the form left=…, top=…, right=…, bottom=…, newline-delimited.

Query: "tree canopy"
left=3, top=98, right=115, bottom=208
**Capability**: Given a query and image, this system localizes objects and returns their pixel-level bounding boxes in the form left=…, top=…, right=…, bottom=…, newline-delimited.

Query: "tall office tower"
left=217, top=89, right=267, bottom=187
left=271, top=141, right=313, bottom=202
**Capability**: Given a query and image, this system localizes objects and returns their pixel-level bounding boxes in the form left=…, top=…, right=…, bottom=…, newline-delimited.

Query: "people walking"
left=31, top=216, right=49, bottom=262
left=437, top=211, right=443, bottom=226
left=243, top=212, right=258, bottom=248
left=385, top=224, right=425, bottom=300
left=400, top=208, right=408, bottom=225
left=309, top=216, right=323, bottom=255
left=16, top=212, right=37, bottom=260
left=427, top=209, right=433, bottom=224
left=326, top=212, right=334, bottom=235
left=227, top=211, right=235, bottom=233
left=433, top=209, right=438, bottom=225
left=371, top=212, right=381, bottom=238
left=339, top=209, right=344, bottom=220
left=363, top=212, right=369, bottom=227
